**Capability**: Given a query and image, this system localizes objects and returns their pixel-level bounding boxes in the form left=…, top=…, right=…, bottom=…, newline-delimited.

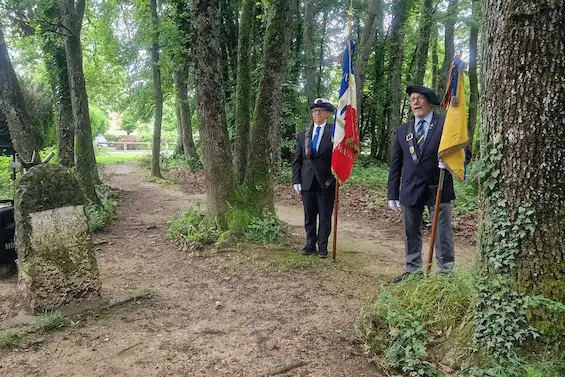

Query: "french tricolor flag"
left=332, top=39, right=360, bottom=184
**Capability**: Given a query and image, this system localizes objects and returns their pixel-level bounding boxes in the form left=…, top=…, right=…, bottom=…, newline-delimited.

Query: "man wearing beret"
left=292, top=98, right=336, bottom=259
left=387, top=85, right=457, bottom=283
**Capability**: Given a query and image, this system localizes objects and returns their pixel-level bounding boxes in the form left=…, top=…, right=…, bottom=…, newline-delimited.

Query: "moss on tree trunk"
left=192, top=0, right=236, bottom=220
left=233, top=0, right=255, bottom=183
left=244, top=0, right=294, bottom=213
left=59, top=0, right=101, bottom=206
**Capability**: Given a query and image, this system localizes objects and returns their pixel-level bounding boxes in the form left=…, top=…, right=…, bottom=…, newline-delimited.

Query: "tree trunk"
left=467, top=0, right=479, bottom=147
left=149, top=0, right=163, bottom=178
left=437, top=0, right=458, bottom=97
left=59, top=0, right=101, bottom=206
left=302, top=0, right=316, bottom=108
left=315, top=8, right=328, bottom=97
left=385, top=0, right=409, bottom=162
left=371, top=34, right=386, bottom=160
left=245, top=0, right=294, bottom=213
left=173, top=63, right=198, bottom=162
left=0, top=28, right=41, bottom=162
left=479, top=0, right=565, bottom=348
left=413, top=0, right=434, bottom=85
left=191, top=0, right=236, bottom=220
left=431, top=23, right=439, bottom=93
left=52, top=42, right=75, bottom=168
left=355, top=0, right=382, bottom=116
left=233, top=0, right=255, bottom=183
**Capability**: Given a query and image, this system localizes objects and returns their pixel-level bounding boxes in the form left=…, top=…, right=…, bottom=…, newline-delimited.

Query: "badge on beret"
left=406, top=133, right=413, bottom=141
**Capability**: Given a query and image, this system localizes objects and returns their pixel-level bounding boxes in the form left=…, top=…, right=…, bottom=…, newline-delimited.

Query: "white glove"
left=293, top=184, right=302, bottom=194
left=438, top=159, right=446, bottom=169
left=388, top=200, right=401, bottom=211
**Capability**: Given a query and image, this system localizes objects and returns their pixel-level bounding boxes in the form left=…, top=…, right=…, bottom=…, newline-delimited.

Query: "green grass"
left=36, top=311, right=67, bottom=332
left=0, top=329, right=21, bottom=349
left=96, top=152, right=149, bottom=165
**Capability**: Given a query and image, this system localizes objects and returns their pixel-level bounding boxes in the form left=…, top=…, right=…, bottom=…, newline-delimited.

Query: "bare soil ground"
left=0, top=164, right=477, bottom=377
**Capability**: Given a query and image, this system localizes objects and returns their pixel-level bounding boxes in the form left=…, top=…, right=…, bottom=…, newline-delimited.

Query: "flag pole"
left=333, top=4, right=354, bottom=263
left=332, top=182, right=340, bottom=262
left=425, top=168, right=445, bottom=274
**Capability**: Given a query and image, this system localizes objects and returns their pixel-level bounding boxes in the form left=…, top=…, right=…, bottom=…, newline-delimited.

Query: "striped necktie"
left=415, top=119, right=425, bottom=148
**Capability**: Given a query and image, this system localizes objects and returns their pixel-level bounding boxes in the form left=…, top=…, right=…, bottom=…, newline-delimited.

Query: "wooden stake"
left=425, top=169, right=445, bottom=274
left=332, top=182, right=340, bottom=262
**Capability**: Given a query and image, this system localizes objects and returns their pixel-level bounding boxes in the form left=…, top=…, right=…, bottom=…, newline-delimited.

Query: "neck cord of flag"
left=441, top=56, right=463, bottom=109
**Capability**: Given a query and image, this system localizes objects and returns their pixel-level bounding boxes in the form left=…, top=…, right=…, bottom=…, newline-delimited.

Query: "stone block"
left=15, top=164, right=101, bottom=312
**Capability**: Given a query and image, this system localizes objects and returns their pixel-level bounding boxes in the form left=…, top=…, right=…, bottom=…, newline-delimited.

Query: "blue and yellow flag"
left=439, top=58, right=469, bottom=181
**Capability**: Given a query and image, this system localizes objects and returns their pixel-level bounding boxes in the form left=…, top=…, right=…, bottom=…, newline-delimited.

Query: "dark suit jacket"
left=292, top=123, right=334, bottom=191
left=387, top=112, right=456, bottom=207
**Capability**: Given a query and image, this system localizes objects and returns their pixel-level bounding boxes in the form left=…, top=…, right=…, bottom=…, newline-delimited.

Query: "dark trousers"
left=301, top=179, right=335, bottom=253
left=402, top=202, right=454, bottom=272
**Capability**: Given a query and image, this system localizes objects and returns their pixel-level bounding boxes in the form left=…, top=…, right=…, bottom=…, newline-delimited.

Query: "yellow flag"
left=439, top=59, right=469, bottom=181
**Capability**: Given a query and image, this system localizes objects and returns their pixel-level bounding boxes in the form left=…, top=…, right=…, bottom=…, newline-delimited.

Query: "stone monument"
left=15, top=164, right=101, bottom=312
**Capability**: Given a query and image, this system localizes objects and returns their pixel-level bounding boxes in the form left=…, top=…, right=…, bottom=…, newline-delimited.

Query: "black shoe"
left=318, top=251, right=328, bottom=259
left=392, top=271, right=422, bottom=284
left=301, top=247, right=316, bottom=256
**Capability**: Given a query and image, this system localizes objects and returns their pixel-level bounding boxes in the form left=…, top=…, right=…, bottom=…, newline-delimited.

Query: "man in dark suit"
left=292, top=98, right=336, bottom=258
left=387, top=85, right=456, bottom=282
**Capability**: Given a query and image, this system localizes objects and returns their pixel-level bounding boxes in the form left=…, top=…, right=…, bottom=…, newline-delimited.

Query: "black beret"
left=406, top=85, right=440, bottom=106
left=309, top=98, right=335, bottom=113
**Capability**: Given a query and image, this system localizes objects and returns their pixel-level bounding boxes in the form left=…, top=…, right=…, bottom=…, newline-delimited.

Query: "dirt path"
left=0, top=164, right=477, bottom=377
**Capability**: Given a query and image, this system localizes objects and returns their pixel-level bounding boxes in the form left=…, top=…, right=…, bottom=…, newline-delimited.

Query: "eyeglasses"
left=312, top=108, right=328, bottom=113
left=409, top=95, right=427, bottom=104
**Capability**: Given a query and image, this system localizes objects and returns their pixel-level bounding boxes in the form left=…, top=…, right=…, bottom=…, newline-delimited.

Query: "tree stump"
left=15, top=164, right=100, bottom=313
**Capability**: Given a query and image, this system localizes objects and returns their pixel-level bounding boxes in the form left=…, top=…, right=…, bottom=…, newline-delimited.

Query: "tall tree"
left=59, top=0, right=102, bottom=206
left=149, top=0, right=163, bottom=178
left=245, top=0, right=294, bottom=212
left=191, top=0, right=236, bottom=219
left=355, top=0, right=382, bottom=115
left=430, top=23, right=439, bottom=92
left=301, top=0, right=316, bottom=107
left=170, top=0, right=198, bottom=163
left=412, top=0, right=434, bottom=85
left=478, top=0, right=565, bottom=350
left=437, top=0, right=458, bottom=97
left=467, top=0, right=479, bottom=146
left=385, top=0, right=410, bottom=161
left=0, top=27, right=40, bottom=162
left=233, top=0, right=255, bottom=183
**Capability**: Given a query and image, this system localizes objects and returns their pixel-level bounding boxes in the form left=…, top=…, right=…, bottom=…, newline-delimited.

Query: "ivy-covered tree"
left=477, top=0, right=565, bottom=357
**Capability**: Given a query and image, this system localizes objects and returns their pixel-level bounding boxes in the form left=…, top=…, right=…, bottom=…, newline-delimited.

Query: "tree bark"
left=0, top=27, right=41, bottom=162
left=59, top=0, right=101, bottom=206
left=385, top=0, right=409, bottom=162
left=437, top=0, right=458, bottom=97
left=431, top=23, right=439, bottom=92
left=173, top=63, right=198, bottom=162
left=467, top=0, right=479, bottom=147
left=245, top=0, right=294, bottom=213
left=355, top=0, right=382, bottom=116
left=40, top=4, right=74, bottom=168
left=53, top=42, right=75, bottom=168
left=233, top=0, right=255, bottom=183
left=413, top=0, right=434, bottom=85
left=302, top=0, right=316, bottom=107
left=149, top=0, right=163, bottom=178
left=191, top=0, right=236, bottom=220
left=315, top=8, right=328, bottom=97
left=480, top=0, right=565, bottom=341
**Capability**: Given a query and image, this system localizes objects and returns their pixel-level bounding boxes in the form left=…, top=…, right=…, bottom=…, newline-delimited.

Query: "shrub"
left=166, top=204, right=224, bottom=250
